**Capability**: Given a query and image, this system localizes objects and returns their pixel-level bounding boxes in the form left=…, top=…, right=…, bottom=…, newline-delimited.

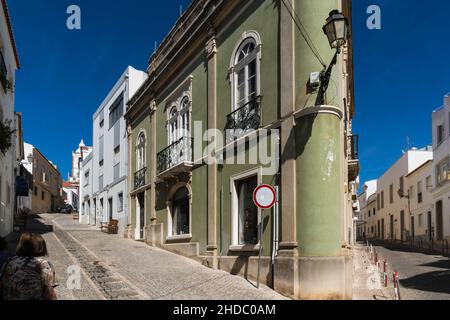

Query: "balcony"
left=225, top=96, right=262, bottom=143
left=134, top=167, right=147, bottom=190
left=348, top=135, right=360, bottom=182
left=157, top=136, right=193, bottom=179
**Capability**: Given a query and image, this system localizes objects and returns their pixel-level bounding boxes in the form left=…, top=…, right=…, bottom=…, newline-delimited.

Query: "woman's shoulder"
left=36, top=257, right=55, bottom=271
left=7, top=255, right=35, bottom=266
left=4, top=256, right=40, bottom=274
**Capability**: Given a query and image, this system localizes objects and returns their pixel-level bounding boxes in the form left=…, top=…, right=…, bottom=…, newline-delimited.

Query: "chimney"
left=445, top=93, right=450, bottom=107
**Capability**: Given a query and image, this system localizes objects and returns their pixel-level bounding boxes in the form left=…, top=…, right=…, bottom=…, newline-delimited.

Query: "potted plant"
left=0, top=119, right=14, bottom=155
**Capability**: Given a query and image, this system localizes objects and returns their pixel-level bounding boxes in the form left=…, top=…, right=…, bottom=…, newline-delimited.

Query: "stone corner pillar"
left=295, top=105, right=349, bottom=300
left=286, top=0, right=353, bottom=300
left=150, top=100, right=158, bottom=225
left=206, top=29, right=219, bottom=269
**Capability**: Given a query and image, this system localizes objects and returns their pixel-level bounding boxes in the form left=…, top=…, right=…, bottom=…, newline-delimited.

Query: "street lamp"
left=316, top=10, right=349, bottom=106
left=323, top=10, right=349, bottom=51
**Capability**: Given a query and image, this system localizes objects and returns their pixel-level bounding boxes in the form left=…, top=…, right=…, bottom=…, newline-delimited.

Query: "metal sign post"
left=253, top=185, right=277, bottom=289
left=257, top=209, right=264, bottom=289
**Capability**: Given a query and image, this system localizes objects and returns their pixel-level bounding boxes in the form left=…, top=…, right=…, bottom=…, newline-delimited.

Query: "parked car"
left=60, top=204, right=74, bottom=214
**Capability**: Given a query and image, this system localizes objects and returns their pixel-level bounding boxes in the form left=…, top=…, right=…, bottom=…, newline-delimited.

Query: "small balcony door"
left=137, top=193, right=145, bottom=240
left=390, top=215, right=394, bottom=239
left=93, top=198, right=97, bottom=226
left=99, top=198, right=104, bottom=223
left=436, top=201, right=444, bottom=241
left=400, top=210, right=405, bottom=241
left=427, top=211, right=432, bottom=241
left=108, top=198, right=113, bottom=222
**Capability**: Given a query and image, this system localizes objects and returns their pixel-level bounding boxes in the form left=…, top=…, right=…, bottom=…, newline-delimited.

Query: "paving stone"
left=38, top=214, right=289, bottom=300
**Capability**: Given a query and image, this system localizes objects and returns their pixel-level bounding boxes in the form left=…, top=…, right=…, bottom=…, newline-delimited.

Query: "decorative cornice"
left=149, top=100, right=157, bottom=113
left=127, top=0, right=240, bottom=114
left=147, top=0, right=214, bottom=74
left=1, top=0, right=20, bottom=69
left=294, top=105, right=343, bottom=120
left=206, top=37, right=217, bottom=58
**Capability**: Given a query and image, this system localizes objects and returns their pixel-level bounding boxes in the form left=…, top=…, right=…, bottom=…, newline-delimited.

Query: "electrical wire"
left=280, top=0, right=327, bottom=68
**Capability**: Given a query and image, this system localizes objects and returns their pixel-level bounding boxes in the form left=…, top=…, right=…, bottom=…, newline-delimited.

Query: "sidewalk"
left=42, top=214, right=289, bottom=300
left=5, top=214, right=103, bottom=300
left=352, top=244, right=395, bottom=300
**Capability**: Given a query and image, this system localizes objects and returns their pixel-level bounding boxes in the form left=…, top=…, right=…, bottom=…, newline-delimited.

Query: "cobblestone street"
left=7, top=214, right=288, bottom=301
left=373, top=245, right=450, bottom=300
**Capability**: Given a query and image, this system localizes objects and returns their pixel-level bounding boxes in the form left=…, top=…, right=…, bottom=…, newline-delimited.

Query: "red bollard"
left=393, top=271, right=401, bottom=300
left=384, top=261, right=388, bottom=287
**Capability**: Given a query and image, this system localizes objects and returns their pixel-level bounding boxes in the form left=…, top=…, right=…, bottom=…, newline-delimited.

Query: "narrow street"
left=374, top=246, right=450, bottom=300
left=6, top=214, right=288, bottom=301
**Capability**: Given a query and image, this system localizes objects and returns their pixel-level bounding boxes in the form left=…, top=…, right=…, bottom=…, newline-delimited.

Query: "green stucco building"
left=124, top=0, right=358, bottom=300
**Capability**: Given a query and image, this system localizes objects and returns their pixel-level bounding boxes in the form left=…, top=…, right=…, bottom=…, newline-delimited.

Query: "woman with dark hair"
left=0, top=232, right=58, bottom=300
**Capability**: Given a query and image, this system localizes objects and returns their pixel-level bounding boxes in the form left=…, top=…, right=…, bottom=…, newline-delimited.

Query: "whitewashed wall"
left=83, top=66, right=147, bottom=233
left=0, top=2, right=19, bottom=237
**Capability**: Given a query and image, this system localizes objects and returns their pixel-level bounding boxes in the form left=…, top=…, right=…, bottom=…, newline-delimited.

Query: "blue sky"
left=7, top=0, right=450, bottom=183
left=8, top=0, right=191, bottom=179
left=353, top=0, right=450, bottom=185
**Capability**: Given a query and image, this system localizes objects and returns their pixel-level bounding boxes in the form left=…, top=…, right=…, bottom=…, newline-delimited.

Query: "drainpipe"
left=219, top=160, right=224, bottom=259
left=271, top=186, right=280, bottom=284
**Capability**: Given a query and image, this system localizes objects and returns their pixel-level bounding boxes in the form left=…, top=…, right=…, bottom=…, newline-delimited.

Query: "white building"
left=431, top=94, right=450, bottom=242
left=356, top=180, right=377, bottom=240
left=68, top=140, right=92, bottom=184
left=79, top=149, right=93, bottom=225
left=16, top=142, right=35, bottom=215
left=0, top=0, right=19, bottom=237
left=80, top=66, right=147, bottom=233
left=406, top=160, right=434, bottom=243
left=360, top=148, right=433, bottom=242
left=64, top=140, right=92, bottom=211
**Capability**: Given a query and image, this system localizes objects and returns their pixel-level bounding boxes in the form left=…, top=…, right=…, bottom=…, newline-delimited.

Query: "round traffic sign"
left=253, top=185, right=276, bottom=209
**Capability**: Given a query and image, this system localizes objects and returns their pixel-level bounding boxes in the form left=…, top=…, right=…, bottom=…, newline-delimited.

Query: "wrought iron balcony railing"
left=157, top=136, right=193, bottom=175
left=225, top=96, right=262, bottom=143
left=350, top=135, right=359, bottom=160
left=134, top=167, right=147, bottom=190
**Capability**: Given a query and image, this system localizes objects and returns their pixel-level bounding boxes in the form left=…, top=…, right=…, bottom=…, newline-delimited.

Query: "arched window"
left=231, top=34, right=261, bottom=111
left=179, top=96, right=190, bottom=138
left=171, top=187, right=190, bottom=236
left=168, top=107, right=178, bottom=145
left=136, top=132, right=146, bottom=171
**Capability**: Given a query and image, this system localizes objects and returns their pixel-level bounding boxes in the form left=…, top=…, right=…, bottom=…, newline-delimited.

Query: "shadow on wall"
left=5, top=214, right=54, bottom=255
left=228, top=214, right=274, bottom=288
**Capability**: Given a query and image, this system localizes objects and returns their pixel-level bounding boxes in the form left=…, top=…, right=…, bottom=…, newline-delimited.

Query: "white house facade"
left=360, top=148, right=433, bottom=242
left=79, top=150, right=93, bottom=225
left=16, top=142, right=35, bottom=215
left=356, top=180, right=377, bottom=240
left=431, top=94, right=450, bottom=242
left=64, top=140, right=92, bottom=211
left=0, top=0, right=19, bottom=237
left=406, top=160, right=434, bottom=243
left=80, top=66, right=147, bottom=233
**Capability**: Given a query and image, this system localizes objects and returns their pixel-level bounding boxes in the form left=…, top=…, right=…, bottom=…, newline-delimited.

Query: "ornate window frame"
left=166, top=182, right=193, bottom=241
left=165, top=76, right=193, bottom=145
left=229, top=31, right=262, bottom=113
left=229, top=167, right=263, bottom=252
left=135, top=130, right=147, bottom=171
